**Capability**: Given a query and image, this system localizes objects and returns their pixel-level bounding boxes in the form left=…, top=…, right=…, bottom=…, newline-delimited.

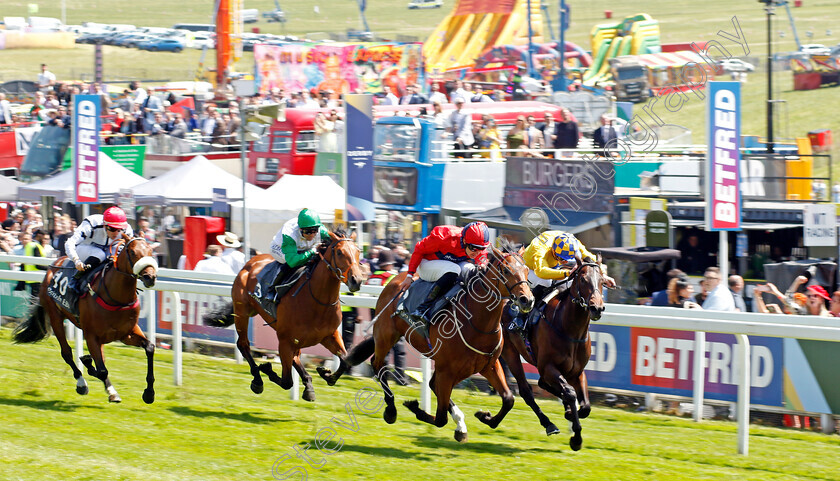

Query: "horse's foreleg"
left=49, top=308, right=87, bottom=395
left=543, top=365, right=582, bottom=451
left=81, top=339, right=120, bottom=403
left=292, top=353, right=315, bottom=402
left=122, top=325, right=155, bottom=404
left=404, top=373, right=453, bottom=436
left=570, top=371, right=591, bottom=419
left=474, top=360, right=514, bottom=430
left=316, top=329, right=350, bottom=386
left=233, top=301, right=264, bottom=394
left=371, top=335, right=399, bottom=424
left=318, top=336, right=376, bottom=386
left=502, top=346, right=558, bottom=435
left=259, top=344, right=294, bottom=391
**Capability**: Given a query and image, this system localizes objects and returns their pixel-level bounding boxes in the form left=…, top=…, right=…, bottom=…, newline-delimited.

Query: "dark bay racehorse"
left=499, top=259, right=607, bottom=451
left=205, top=229, right=363, bottom=401
left=318, top=245, right=534, bottom=442
left=13, top=235, right=159, bottom=403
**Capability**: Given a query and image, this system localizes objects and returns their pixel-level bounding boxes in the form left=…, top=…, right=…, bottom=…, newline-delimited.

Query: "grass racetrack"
left=1, top=328, right=839, bottom=481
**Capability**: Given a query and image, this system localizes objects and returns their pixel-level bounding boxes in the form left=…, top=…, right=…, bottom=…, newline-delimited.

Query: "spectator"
left=169, top=113, right=188, bottom=139
left=506, top=116, right=529, bottom=151
left=650, top=268, right=687, bottom=306
left=399, top=84, right=426, bottom=105
left=315, top=110, right=339, bottom=152
left=381, top=85, right=399, bottom=106
left=536, top=113, right=555, bottom=156
left=593, top=114, right=618, bottom=150
left=677, top=231, right=708, bottom=275
left=804, top=284, right=831, bottom=317
left=667, top=278, right=702, bottom=309
left=21, top=230, right=49, bottom=297
left=752, top=283, right=789, bottom=314
left=729, top=275, right=747, bottom=312
left=450, top=80, right=472, bottom=104
left=430, top=101, right=447, bottom=128
left=829, top=291, right=840, bottom=317
left=149, top=112, right=166, bottom=136
left=37, top=64, right=56, bottom=92
left=0, top=94, right=11, bottom=126
left=129, top=80, right=148, bottom=106
left=445, top=98, right=473, bottom=158
left=186, top=109, right=200, bottom=132
left=217, top=232, right=246, bottom=273
left=525, top=115, right=544, bottom=151
left=481, top=117, right=503, bottom=161
left=553, top=108, right=579, bottom=150
left=140, top=89, right=164, bottom=131
left=193, top=245, right=235, bottom=274
left=700, top=267, right=736, bottom=311
left=428, top=82, right=447, bottom=104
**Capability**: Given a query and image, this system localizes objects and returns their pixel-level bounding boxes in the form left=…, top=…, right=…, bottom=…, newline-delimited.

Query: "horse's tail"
left=203, top=302, right=235, bottom=328
left=13, top=303, right=50, bottom=344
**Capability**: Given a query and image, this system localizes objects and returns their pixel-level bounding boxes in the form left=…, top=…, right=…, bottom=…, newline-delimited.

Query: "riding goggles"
left=466, top=244, right=487, bottom=251
left=301, top=227, right=319, bottom=235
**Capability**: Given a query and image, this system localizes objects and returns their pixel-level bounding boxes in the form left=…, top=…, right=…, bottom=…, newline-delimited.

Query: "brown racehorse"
left=13, top=235, right=159, bottom=403
left=318, top=244, right=534, bottom=442
left=205, top=229, right=363, bottom=401
left=498, top=259, right=607, bottom=451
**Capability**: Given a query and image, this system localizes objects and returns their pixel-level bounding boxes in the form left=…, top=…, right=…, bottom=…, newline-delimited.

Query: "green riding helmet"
left=298, top=208, right=322, bottom=229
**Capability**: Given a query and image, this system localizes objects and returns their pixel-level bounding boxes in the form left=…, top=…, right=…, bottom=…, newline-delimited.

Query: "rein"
left=542, top=262, right=602, bottom=344
left=307, top=237, right=357, bottom=306
left=91, top=237, right=157, bottom=310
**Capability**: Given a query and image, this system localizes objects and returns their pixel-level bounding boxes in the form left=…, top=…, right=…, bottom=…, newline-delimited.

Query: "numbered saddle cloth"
left=45, top=259, right=82, bottom=317
left=396, top=280, right=463, bottom=332
left=250, top=261, right=309, bottom=314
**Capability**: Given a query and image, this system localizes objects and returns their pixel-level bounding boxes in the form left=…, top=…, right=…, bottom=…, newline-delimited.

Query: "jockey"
left=399, top=221, right=491, bottom=323
left=66, top=206, right=135, bottom=280
left=509, top=231, right=606, bottom=333
left=268, top=208, right=331, bottom=299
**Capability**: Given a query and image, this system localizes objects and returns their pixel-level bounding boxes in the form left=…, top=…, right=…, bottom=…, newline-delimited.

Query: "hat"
left=377, top=249, right=396, bottom=267
left=807, top=285, right=831, bottom=301
left=216, top=232, right=241, bottom=248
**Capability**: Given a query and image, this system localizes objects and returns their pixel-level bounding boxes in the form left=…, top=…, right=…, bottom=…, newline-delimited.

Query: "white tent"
left=17, top=151, right=146, bottom=203
left=230, top=175, right=345, bottom=253
left=132, top=155, right=271, bottom=206
left=0, top=175, right=24, bottom=202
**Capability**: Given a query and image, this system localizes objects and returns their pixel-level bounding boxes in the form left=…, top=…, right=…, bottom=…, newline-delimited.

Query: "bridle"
left=570, top=262, right=603, bottom=309
left=108, top=237, right=159, bottom=281
left=318, top=237, right=358, bottom=284
left=489, top=252, right=530, bottom=302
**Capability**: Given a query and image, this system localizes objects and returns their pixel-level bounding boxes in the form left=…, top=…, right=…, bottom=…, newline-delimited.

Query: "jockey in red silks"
left=399, top=221, right=491, bottom=322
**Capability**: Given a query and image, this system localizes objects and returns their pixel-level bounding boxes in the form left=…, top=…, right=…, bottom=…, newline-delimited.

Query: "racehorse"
left=13, top=235, right=159, bottom=403
left=318, top=243, right=534, bottom=442
left=498, top=259, right=607, bottom=451
left=205, top=229, right=363, bottom=401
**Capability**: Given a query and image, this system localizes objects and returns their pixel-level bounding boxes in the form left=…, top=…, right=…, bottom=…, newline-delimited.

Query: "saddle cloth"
left=396, top=280, right=463, bottom=337
left=250, top=261, right=309, bottom=314
left=45, top=258, right=102, bottom=317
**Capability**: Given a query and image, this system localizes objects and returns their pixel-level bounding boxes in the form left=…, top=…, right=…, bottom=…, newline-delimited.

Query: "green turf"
left=1, top=327, right=839, bottom=480
left=2, top=0, right=838, bottom=173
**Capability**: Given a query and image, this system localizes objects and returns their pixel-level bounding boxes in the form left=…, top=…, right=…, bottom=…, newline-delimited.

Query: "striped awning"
left=636, top=51, right=707, bottom=68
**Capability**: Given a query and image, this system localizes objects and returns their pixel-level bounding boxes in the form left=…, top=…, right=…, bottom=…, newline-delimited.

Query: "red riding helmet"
left=103, top=206, right=128, bottom=229
left=461, top=221, right=490, bottom=249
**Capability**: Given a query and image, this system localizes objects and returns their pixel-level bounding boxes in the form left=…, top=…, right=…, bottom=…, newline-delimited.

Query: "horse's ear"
left=350, top=230, right=357, bottom=241
left=329, top=230, right=339, bottom=242
left=518, top=246, right=525, bottom=256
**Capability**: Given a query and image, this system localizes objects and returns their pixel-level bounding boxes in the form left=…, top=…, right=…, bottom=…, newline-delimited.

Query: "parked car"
left=799, top=44, right=831, bottom=56
left=137, top=38, right=185, bottom=53
left=718, top=58, right=755, bottom=72
left=408, top=0, right=443, bottom=8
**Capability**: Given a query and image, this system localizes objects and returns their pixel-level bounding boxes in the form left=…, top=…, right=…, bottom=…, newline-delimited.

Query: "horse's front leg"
left=316, top=328, right=350, bottom=386
left=258, top=343, right=294, bottom=390
left=474, top=359, right=515, bottom=430
left=501, top=344, right=558, bottom=435
left=122, top=324, right=155, bottom=404
left=80, top=338, right=120, bottom=403
left=541, top=365, right=582, bottom=451
left=49, top=307, right=88, bottom=395
left=570, top=371, right=591, bottom=419
left=291, top=352, right=315, bottom=402
left=233, top=301, right=264, bottom=394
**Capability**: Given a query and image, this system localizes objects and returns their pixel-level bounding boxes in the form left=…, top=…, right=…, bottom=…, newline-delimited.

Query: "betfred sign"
left=803, top=204, right=837, bottom=247
left=73, top=94, right=101, bottom=204
left=705, top=82, right=741, bottom=231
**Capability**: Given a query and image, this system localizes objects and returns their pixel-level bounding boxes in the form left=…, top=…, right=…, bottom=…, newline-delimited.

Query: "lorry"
left=609, top=56, right=650, bottom=103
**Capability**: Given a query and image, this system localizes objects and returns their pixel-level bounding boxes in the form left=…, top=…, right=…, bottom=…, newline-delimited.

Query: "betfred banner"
left=73, top=94, right=101, bottom=204
left=705, top=81, right=741, bottom=231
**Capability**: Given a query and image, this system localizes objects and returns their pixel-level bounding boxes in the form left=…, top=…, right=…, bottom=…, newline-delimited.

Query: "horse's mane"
left=496, top=237, right=519, bottom=255
left=316, top=227, right=349, bottom=255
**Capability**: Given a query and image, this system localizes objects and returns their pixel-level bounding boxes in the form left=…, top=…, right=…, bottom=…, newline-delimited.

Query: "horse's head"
left=571, top=254, right=606, bottom=320
left=321, top=228, right=363, bottom=292
left=486, top=242, right=534, bottom=314
left=115, top=234, right=158, bottom=288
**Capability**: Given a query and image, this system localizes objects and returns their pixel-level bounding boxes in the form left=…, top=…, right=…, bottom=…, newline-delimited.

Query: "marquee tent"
left=132, top=155, right=271, bottom=206
left=16, top=152, right=146, bottom=203
left=0, top=175, right=24, bottom=201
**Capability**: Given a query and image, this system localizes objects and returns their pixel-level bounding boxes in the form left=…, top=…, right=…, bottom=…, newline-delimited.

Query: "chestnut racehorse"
left=499, top=260, right=607, bottom=451
left=13, top=235, right=159, bottom=403
left=205, top=229, right=363, bottom=401
left=318, top=244, right=534, bottom=442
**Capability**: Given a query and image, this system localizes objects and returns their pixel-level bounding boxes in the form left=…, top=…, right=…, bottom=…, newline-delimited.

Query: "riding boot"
left=410, top=272, right=458, bottom=323
left=271, top=264, right=290, bottom=302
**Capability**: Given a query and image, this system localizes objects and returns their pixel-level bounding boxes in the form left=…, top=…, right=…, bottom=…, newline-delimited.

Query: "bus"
left=247, top=101, right=564, bottom=187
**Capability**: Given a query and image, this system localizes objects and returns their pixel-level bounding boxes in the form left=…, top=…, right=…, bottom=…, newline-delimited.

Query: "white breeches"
left=75, top=244, right=109, bottom=264
left=417, top=259, right=472, bottom=282
left=528, top=269, right=553, bottom=288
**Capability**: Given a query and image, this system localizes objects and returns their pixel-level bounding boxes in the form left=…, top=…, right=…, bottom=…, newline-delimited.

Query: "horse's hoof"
left=546, top=423, right=560, bottom=436
left=250, top=381, right=264, bottom=394
left=474, top=410, right=492, bottom=425
left=579, top=406, right=591, bottom=419
left=142, top=389, right=155, bottom=404
left=316, top=366, right=336, bottom=386
left=302, top=388, right=316, bottom=402
left=565, top=410, right=574, bottom=422
left=384, top=404, right=397, bottom=424
left=569, top=433, right=583, bottom=451
left=454, top=430, right=468, bottom=443
left=76, top=385, right=89, bottom=396
left=109, top=394, right=122, bottom=403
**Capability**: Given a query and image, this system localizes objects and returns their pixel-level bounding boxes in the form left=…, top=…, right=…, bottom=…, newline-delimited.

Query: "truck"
left=609, top=56, right=650, bottom=103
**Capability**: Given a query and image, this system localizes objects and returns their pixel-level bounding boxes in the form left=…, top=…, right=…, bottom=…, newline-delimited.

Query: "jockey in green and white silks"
left=269, top=208, right=331, bottom=269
